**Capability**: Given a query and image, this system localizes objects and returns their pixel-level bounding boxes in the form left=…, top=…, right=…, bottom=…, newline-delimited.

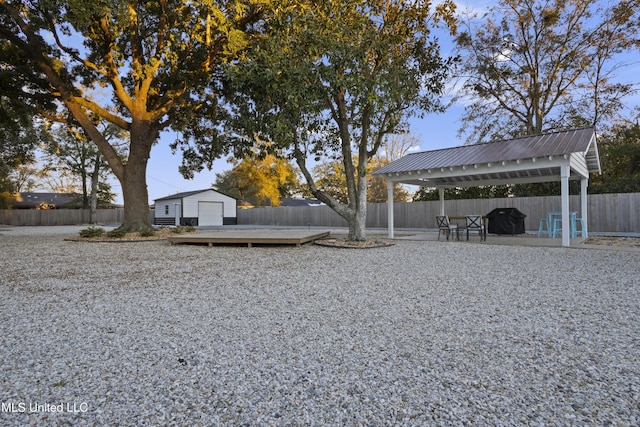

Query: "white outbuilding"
left=154, top=189, right=237, bottom=227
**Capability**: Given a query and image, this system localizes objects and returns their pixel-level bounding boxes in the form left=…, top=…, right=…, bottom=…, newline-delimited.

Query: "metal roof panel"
left=374, top=128, right=598, bottom=175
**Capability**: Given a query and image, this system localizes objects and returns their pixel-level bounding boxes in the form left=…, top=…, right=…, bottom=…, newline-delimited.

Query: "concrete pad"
left=395, top=231, right=640, bottom=252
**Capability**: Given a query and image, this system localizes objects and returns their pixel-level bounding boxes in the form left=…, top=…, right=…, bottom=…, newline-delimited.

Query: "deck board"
left=168, top=230, right=330, bottom=247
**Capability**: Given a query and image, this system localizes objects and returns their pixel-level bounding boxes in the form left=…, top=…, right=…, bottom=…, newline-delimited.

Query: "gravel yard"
left=1, top=226, right=639, bottom=426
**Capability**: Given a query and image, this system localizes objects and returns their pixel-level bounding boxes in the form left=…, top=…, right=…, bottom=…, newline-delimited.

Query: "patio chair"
left=572, top=217, right=586, bottom=238
left=436, top=215, right=458, bottom=241
left=537, top=218, right=550, bottom=237
left=466, top=215, right=486, bottom=241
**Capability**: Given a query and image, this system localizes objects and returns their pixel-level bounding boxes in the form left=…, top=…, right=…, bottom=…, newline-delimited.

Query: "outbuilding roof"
left=374, top=127, right=600, bottom=188
left=154, top=188, right=238, bottom=202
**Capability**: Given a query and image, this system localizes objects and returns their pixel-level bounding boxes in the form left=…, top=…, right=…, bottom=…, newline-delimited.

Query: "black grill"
left=486, top=208, right=526, bottom=235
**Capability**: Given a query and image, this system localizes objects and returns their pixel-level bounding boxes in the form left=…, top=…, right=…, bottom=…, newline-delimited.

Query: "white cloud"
left=453, top=0, right=491, bottom=19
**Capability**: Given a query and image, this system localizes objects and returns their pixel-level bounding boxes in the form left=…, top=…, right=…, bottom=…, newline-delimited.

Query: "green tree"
left=455, top=0, right=639, bottom=144
left=10, top=164, right=39, bottom=193
left=44, top=125, right=122, bottom=217
left=0, top=97, right=49, bottom=207
left=214, top=152, right=301, bottom=207
left=225, top=0, right=456, bottom=240
left=0, top=0, right=262, bottom=231
left=590, top=122, right=640, bottom=193
left=413, top=185, right=511, bottom=201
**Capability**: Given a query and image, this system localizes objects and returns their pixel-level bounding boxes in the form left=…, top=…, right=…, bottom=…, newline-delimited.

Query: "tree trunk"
left=89, top=157, right=100, bottom=224
left=119, top=122, right=154, bottom=232
left=347, top=167, right=368, bottom=241
left=81, top=169, right=89, bottom=209
left=347, top=202, right=367, bottom=241
left=293, top=138, right=369, bottom=241
left=120, top=161, right=151, bottom=232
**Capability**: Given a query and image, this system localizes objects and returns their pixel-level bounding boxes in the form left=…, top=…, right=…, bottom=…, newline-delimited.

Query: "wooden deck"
left=168, top=230, right=330, bottom=247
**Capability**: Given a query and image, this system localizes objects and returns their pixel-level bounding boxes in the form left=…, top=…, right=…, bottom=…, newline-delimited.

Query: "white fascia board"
left=586, top=133, right=602, bottom=174
left=383, top=155, right=570, bottom=183
left=569, top=153, right=589, bottom=179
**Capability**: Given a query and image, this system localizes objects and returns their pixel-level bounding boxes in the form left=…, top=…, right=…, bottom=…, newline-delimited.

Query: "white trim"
left=387, top=181, right=394, bottom=239
left=581, top=178, right=589, bottom=238
left=384, top=156, right=575, bottom=185
left=569, top=153, right=589, bottom=178
left=397, top=174, right=573, bottom=188
left=561, top=163, right=571, bottom=247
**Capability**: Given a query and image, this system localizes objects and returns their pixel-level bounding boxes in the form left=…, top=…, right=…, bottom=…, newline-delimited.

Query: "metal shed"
left=373, top=128, right=601, bottom=247
left=154, top=189, right=237, bottom=227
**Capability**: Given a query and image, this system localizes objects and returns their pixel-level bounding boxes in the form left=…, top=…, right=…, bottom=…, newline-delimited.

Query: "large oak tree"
left=0, top=0, right=262, bottom=231
left=223, top=0, right=456, bottom=240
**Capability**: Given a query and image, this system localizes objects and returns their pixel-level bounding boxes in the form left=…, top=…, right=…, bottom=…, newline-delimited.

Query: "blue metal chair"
left=572, top=217, right=586, bottom=238
left=537, top=218, right=550, bottom=237
left=551, top=218, right=563, bottom=238
left=548, top=212, right=562, bottom=237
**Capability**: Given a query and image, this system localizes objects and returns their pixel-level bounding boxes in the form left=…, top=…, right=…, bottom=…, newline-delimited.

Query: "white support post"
left=387, top=180, right=394, bottom=239
left=561, top=164, right=570, bottom=247
left=581, top=178, right=588, bottom=238
left=438, top=187, right=445, bottom=216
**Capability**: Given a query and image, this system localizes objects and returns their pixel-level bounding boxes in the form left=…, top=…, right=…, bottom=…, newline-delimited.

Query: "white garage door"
left=198, top=201, right=224, bottom=226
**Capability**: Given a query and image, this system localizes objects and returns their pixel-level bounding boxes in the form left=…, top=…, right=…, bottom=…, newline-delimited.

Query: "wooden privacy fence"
left=1, top=193, right=637, bottom=232
left=0, top=209, right=130, bottom=226
left=238, top=192, right=640, bottom=233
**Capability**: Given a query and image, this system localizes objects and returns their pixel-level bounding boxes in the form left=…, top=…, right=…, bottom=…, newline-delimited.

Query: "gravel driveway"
left=1, top=226, right=639, bottom=426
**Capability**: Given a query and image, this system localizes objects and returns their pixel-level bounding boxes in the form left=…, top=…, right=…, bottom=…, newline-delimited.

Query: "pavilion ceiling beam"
left=384, top=157, right=570, bottom=183
left=386, top=169, right=587, bottom=188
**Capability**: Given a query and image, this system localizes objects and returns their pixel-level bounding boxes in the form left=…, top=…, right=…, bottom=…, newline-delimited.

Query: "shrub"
left=171, top=226, right=195, bottom=234
left=139, top=229, right=156, bottom=237
left=106, top=228, right=127, bottom=238
left=79, top=227, right=104, bottom=238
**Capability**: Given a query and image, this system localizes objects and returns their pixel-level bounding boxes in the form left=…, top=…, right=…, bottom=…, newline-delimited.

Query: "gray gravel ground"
left=1, top=226, right=639, bottom=426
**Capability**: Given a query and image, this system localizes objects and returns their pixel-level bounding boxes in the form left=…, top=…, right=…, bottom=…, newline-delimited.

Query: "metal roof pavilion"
left=373, top=127, right=601, bottom=247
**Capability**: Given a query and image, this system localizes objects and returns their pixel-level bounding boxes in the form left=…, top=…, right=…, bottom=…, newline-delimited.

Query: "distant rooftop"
left=12, top=192, right=81, bottom=209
